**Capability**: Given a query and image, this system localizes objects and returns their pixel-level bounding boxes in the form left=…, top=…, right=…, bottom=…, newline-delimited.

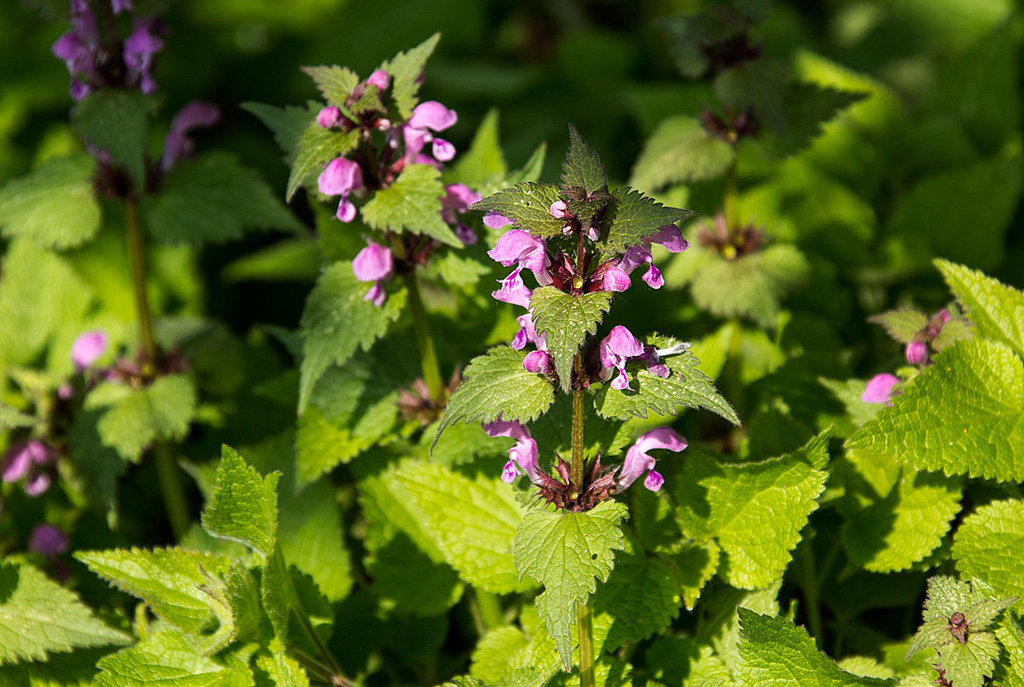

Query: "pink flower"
left=367, top=69, right=390, bottom=90
left=123, top=17, right=163, bottom=93
left=71, top=330, right=107, bottom=370
left=905, top=341, right=928, bottom=366
left=162, top=101, right=219, bottom=171
left=317, top=106, right=341, bottom=129
left=440, top=184, right=481, bottom=245
left=352, top=242, right=394, bottom=307
left=614, top=225, right=689, bottom=290
left=29, top=524, right=68, bottom=557
left=484, top=420, right=543, bottom=484
left=318, top=157, right=364, bottom=222
left=491, top=267, right=533, bottom=309
left=550, top=200, right=567, bottom=219
left=862, top=373, right=899, bottom=405
left=616, top=427, right=687, bottom=492
left=523, top=350, right=553, bottom=375
left=2, top=441, right=54, bottom=497
left=404, top=101, right=457, bottom=162
left=599, top=326, right=644, bottom=391
left=487, top=230, right=552, bottom=287
left=483, top=212, right=513, bottom=230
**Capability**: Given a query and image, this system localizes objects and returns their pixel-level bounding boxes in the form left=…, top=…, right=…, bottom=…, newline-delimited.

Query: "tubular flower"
left=598, top=326, right=645, bottom=391
left=440, top=184, right=481, bottom=245
left=352, top=242, right=394, bottom=307
left=905, top=341, right=928, bottom=366
left=491, top=266, right=533, bottom=309
left=71, top=330, right=108, bottom=370
left=123, top=17, right=164, bottom=93
left=613, top=225, right=690, bottom=290
left=862, top=373, right=899, bottom=405
left=616, top=427, right=687, bottom=492
left=404, top=101, right=457, bottom=162
left=318, top=157, right=364, bottom=222
left=317, top=105, right=341, bottom=129
left=487, top=229, right=552, bottom=287
left=484, top=420, right=543, bottom=484
left=162, top=101, right=219, bottom=170
left=2, top=441, right=55, bottom=497
left=29, top=525, right=69, bottom=557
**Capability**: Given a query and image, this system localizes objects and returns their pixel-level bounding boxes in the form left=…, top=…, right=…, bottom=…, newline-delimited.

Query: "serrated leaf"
left=298, top=260, right=407, bottom=411
left=434, top=346, right=555, bottom=447
left=147, top=152, right=302, bottom=244
left=868, top=309, right=929, bottom=345
left=846, top=339, right=1024, bottom=482
left=0, top=562, right=129, bottom=665
left=471, top=626, right=530, bottom=685
left=603, top=187, right=692, bottom=253
left=530, top=287, right=613, bottom=392
left=953, top=500, right=1024, bottom=601
left=645, top=637, right=735, bottom=687
left=514, top=501, right=628, bottom=669
left=242, top=101, right=318, bottom=164
left=382, top=33, right=441, bottom=119
left=256, top=642, right=309, bottom=687
left=201, top=445, right=279, bottom=560
left=0, top=154, right=100, bottom=249
left=361, top=163, right=460, bottom=246
left=86, top=375, right=197, bottom=463
left=286, top=121, right=358, bottom=201
left=594, top=335, right=738, bottom=425
left=629, top=116, right=735, bottom=191
left=76, top=548, right=232, bottom=634
left=938, top=633, right=1002, bottom=687
left=660, top=540, right=721, bottom=611
left=762, top=83, right=866, bottom=158
left=674, top=433, right=829, bottom=589
left=301, top=65, right=360, bottom=106
left=472, top=182, right=565, bottom=238
left=937, top=260, right=1024, bottom=359
left=0, top=403, right=36, bottom=432
left=72, top=90, right=154, bottom=190
left=736, top=610, right=896, bottom=686
left=561, top=124, right=606, bottom=194
left=366, top=531, right=464, bottom=615
left=95, top=628, right=247, bottom=687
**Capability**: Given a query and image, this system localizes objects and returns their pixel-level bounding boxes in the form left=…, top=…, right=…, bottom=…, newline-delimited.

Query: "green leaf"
left=472, top=182, right=565, bottom=238
left=594, top=334, right=738, bottom=426
left=365, top=531, right=464, bottom=616
left=256, top=642, right=310, bottom=687
left=0, top=403, right=36, bottom=432
left=221, top=237, right=322, bottom=282
left=86, top=375, right=197, bottom=463
left=645, top=637, right=735, bottom=687
left=446, top=108, right=507, bottom=189
left=938, top=633, right=1001, bottom=687
left=761, top=83, right=866, bottom=158
left=72, top=90, right=155, bottom=190
left=201, top=445, right=279, bottom=560
left=514, top=501, right=628, bottom=669
left=0, top=154, right=100, bottom=249
left=76, top=548, right=232, bottom=634
left=674, top=433, right=829, bottom=589
left=936, top=260, right=1024, bottom=359
left=95, top=628, right=247, bottom=687
left=381, top=33, right=441, bottom=119
left=629, top=116, right=735, bottom=191
left=301, top=65, right=360, bottom=106
left=471, top=626, right=531, bottom=685
left=392, top=461, right=529, bottom=594
left=953, top=500, right=1024, bottom=601
left=298, top=260, right=407, bottom=411
left=434, top=346, right=556, bottom=448
left=561, top=124, right=607, bottom=194
left=242, top=101, right=317, bottom=164
left=868, top=309, right=929, bottom=345
left=846, top=339, right=1024, bottom=482
left=361, top=163, right=460, bottom=246
left=603, top=187, right=692, bottom=253
left=0, top=562, right=129, bottom=665
left=530, top=287, right=613, bottom=392
left=147, top=152, right=302, bottom=244
left=287, top=121, right=358, bottom=201
left=736, top=610, right=896, bottom=686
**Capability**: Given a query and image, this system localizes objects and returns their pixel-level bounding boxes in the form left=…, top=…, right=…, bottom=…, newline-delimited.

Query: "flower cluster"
left=697, top=214, right=765, bottom=261
left=2, top=440, right=57, bottom=497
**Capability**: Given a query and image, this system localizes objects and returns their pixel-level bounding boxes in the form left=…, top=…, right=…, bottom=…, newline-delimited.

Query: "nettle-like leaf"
left=530, top=287, right=613, bottom=392
left=94, top=627, right=248, bottom=687
left=257, top=641, right=310, bottom=687
left=761, top=83, right=866, bottom=158
left=868, top=308, right=929, bottom=344
left=846, top=339, right=1024, bottom=482
left=472, top=182, right=565, bottom=238
left=380, top=33, right=441, bottom=119
left=360, top=163, right=461, bottom=246
left=0, top=402, right=36, bottom=432
left=937, top=260, right=1024, bottom=359
left=515, top=501, right=627, bottom=669
left=673, top=432, right=829, bottom=589
left=594, top=334, right=738, bottom=425
left=0, top=154, right=100, bottom=250
left=0, top=562, right=130, bottom=665
left=242, top=101, right=318, bottom=165
left=562, top=124, right=607, bottom=194
left=71, top=89, right=155, bottom=190
left=147, top=152, right=302, bottom=244
left=736, top=610, right=896, bottom=686
left=953, top=499, right=1024, bottom=601
left=434, top=345, right=556, bottom=447
left=286, top=121, right=359, bottom=200
left=630, top=115, right=735, bottom=192
left=298, top=260, right=407, bottom=411
left=201, top=445, right=279, bottom=560
left=301, top=65, right=360, bottom=106
left=603, top=187, right=693, bottom=253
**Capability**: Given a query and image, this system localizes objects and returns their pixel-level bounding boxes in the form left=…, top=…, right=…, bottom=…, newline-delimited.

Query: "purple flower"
left=440, top=184, right=481, bottom=245
left=512, top=313, right=545, bottom=350
left=523, top=350, right=553, bottom=375
left=2, top=441, right=54, bottom=497
left=123, top=17, right=163, bottom=94
left=862, top=373, right=899, bottom=405
left=488, top=229, right=552, bottom=287
left=162, top=101, right=219, bottom=171
left=614, top=225, right=689, bottom=290
left=483, top=212, right=513, bottom=230
left=317, top=106, right=341, bottom=129
left=71, top=330, right=107, bottom=370
left=484, top=420, right=543, bottom=484
left=598, top=326, right=645, bottom=391
left=318, top=157, right=364, bottom=222
left=29, top=524, right=68, bottom=557
left=404, top=101, right=457, bottom=162
left=905, top=341, right=928, bottom=366
left=51, top=3, right=99, bottom=100
left=367, top=69, right=390, bottom=90
left=352, top=242, right=394, bottom=307
left=550, top=200, right=567, bottom=219
left=491, top=267, right=533, bottom=309
left=616, top=427, right=687, bottom=492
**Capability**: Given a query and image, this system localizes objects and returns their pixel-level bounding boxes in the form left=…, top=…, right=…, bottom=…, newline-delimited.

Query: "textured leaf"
left=594, top=335, right=738, bottom=425
left=0, top=562, right=129, bottom=665
left=603, top=187, right=692, bottom=253
left=256, top=641, right=310, bottom=687
left=514, top=501, right=628, bottom=669
left=241, top=101, right=317, bottom=164
left=0, top=154, right=100, bottom=249
left=953, top=500, right=1024, bottom=601
left=95, top=628, right=247, bottom=687
left=938, top=633, right=1001, bottom=687
left=472, top=182, right=565, bottom=238
left=0, top=403, right=36, bottom=432
left=470, top=626, right=530, bottom=685
left=366, top=530, right=464, bottom=616
left=868, top=309, right=929, bottom=345
left=381, top=33, right=440, bottom=119
left=674, top=433, right=829, bottom=589
left=561, top=124, right=607, bottom=194
left=661, top=540, right=721, bottom=611
left=937, top=260, right=1024, bottom=359
left=298, top=260, right=407, bottom=411
left=147, top=152, right=301, bottom=244
left=286, top=121, right=358, bottom=200
left=846, top=339, right=1024, bottom=482
left=301, top=65, right=359, bottom=106
left=72, top=89, right=154, bottom=190
left=629, top=116, right=735, bottom=191
left=434, top=346, right=556, bottom=447
left=201, top=445, right=279, bottom=560
left=736, top=610, right=895, bottom=687
left=762, top=83, right=866, bottom=158
left=531, top=287, right=612, bottom=392
left=645, top=637, right=735, bottom=687
left=361, top=163, right=461, bottom=246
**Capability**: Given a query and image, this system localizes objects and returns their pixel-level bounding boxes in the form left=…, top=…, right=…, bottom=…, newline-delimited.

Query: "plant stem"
left=154, top=443, right=189, bottom=541
left=723, top=160, right=738, bottom=229
left=577, top=603, right=595, bottom=687
left=274, top=547, right=345, bottom=678
left=402, top=272, right=444, bottom=405
left=124, top=200, right=157, bottom=371
left=571, top=354, right=585, bottom=487
left=471, top=587, right=503, bottom=632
